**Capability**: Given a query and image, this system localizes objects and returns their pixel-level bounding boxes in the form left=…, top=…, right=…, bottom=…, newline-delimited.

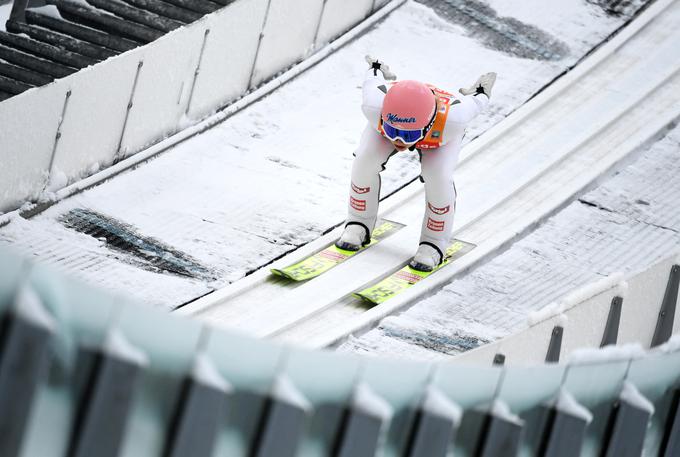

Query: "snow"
left=620, top=381, right=655, bottom=414
left=651, top=335, right=680, bottom=354
left=341, top=124, right=680, bottom=360
left=29, top=5, right=62, bottom=20
left=351, top=382, right=393, bottom=421
left=555, top=388, right=593, bottom=423
left=13, top=284, right=56, bottom=332
left=0, top=3, right=11, bottom=32
left=489, top=399, right=523, bottom=425
left=421, top=385, right=462, bottom=424
left=527, top=273, right=626, bottom=326
left=191, top=353, right=233, bottom=393
left=271, top=374, right=312, bottom=412
left=567, top=343, right=646, bottom=365
left=103, top=328, right=149, bottom=366
left=0, top=0, right=648, bottom=309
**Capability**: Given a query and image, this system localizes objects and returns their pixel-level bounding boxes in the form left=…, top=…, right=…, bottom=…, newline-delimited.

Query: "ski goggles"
left=381, top=109, right=437, bottom=145
left=382, top=120, right=426, bottom=144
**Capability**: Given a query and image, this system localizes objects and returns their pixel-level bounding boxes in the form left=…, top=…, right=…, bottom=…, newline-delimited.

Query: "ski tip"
left=270, top=268, right=295, bottom=280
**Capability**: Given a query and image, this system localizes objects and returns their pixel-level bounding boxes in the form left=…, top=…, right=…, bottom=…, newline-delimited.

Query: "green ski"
left=353, top=239, right=476, bottom=305
left=271, top=219, right=405, bottom=281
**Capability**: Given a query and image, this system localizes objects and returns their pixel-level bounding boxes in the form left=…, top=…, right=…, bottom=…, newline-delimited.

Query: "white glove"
left=365, top=55, right=397, bottom=81
left=459, top=72, right=497, bottom=97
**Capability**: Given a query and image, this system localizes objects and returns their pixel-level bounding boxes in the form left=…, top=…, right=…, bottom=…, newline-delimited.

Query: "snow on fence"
left=0, top=0, right=396, bottom=214
left=1, top=245, right=680, bottom=456
left=456, top=251, right=680, bottom=366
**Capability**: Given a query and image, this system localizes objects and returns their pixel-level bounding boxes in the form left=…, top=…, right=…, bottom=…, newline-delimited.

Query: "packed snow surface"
left=341, top=124, right=680, bottom=360
left=0, top=0, right=647, bottom=309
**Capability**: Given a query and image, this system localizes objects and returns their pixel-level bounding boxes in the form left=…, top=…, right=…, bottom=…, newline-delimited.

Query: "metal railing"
left=0, top=246, right=678, bottom=456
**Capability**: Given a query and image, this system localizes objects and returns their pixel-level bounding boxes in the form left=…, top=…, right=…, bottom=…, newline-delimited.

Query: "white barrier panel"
left=250, top=0, right=325, bottom=88
left=1, top=0, right=390, bottom=212
left=47, top=52, right=142, bottom=190
left=187, top=0, right=268, bottom=120
left=315, top=0, right=373, bottom=45
left=0, top=83, right=64, bottom=212
left=120, top=25, right=206, bottom=157
left=455, top=254, right=679, bottom=365
left=619, top=257, right=677, bottom=345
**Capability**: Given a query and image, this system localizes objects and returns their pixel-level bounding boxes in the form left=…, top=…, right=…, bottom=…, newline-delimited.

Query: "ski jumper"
left=344, top=69, right=488, bottom=257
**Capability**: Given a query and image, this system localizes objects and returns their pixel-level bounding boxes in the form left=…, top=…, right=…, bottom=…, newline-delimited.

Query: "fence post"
left=247, top=0, right=273, bottom=91
left=43, top=89, right=72, bottom=192
left=311, top=0, right=329, bottom=51
left=184, top=28, right=211, bottom=117
left=651, top=265, right=679, bottom=347
left=115, top=60, right=144, bottom=162
left=601, top=296, right=623, bottom=347
left=545, top=326, right=563, bottom=363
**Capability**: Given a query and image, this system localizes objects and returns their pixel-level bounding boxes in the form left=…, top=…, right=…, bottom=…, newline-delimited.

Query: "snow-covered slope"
left=340, top=123, right=680, bottom=360
left=0, top=0, right=652, bottom=309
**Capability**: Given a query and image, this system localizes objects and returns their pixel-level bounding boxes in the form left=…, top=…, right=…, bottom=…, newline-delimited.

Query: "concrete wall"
left=0, top=0, right=396, bottom=213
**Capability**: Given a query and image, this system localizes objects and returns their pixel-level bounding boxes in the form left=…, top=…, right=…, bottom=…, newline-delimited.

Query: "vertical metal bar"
left=68, top=345, right=145, bottom=457
left=602, top=400, right=651, bottom=457
left=661, top=389, right=680, bottom=457
left=184, top=28, right=210, bottom=116
left=545, top=326, right=563, bottom=363
left=476, top=413, right=523, bottom=457
left=651, top=265, right=679, bottom=347
left=601, top=296, right=623, bottom=347
left=311, top=0, right=329, bottom=52
left=9, top=0, right=29, bottom=22
left=332, top=406, right=385, bottom=457
left=163, top=374, right=229, bottom=457
left=250, top=396, right=308, bottom=457
left=247, top=0, right=273, bottom=91
left=116, top=60, right=144, bottom=161
left=43, top=89, right=72, bottom=192
left=403, top=389, right=459, bottom=457
left=370, top=0, right=379, bottom=14
left=0, top=311, right=54, bottom=457
left=537, top=407, right=589, bottom=456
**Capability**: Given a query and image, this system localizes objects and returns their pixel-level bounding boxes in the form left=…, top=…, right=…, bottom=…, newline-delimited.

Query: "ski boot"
left=409, top=244, right=442, bottom=272
left=335, top=224, right=370, bottom=251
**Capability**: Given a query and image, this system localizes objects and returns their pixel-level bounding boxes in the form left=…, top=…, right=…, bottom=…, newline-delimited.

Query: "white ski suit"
left=344, top=69, right=489, bottom=258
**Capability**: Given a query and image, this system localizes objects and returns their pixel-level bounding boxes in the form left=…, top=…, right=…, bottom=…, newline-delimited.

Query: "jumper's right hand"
left=460, top=72, right=497, bottom=98
left=365, top=55, right=397, bottom=80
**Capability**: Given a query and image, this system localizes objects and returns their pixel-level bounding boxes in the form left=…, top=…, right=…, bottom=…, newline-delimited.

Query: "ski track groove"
left=273, top=5, right=680, bottom=346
